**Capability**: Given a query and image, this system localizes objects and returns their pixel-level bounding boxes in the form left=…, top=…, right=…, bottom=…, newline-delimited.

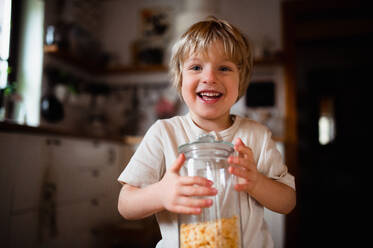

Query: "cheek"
left=230, top=77, right=240, bottom=98
left=181, top=74, right=195, bottom=93
left=180, top=80, right=192, bottom=101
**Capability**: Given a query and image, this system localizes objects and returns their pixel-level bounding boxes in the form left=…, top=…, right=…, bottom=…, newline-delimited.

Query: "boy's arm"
left=228, top=138, right=296, bottom=214
left=244, top=173, right=296, bottom=214
left=118, top=183, right=164, bottom=220
left=118, top=154, right=217, bottom=220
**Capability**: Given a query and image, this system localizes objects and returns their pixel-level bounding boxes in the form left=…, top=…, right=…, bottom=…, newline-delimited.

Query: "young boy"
left=118, top=17, right=296, bottom=248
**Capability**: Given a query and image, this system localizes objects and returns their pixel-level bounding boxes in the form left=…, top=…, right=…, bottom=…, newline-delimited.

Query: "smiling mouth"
left=197, top=91, right=223, bottom=101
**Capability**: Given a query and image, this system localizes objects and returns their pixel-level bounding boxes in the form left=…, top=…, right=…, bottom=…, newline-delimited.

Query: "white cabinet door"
left=10, top=134, right=45, bottom=212
left=1, top=132, right=47, bottom=248
left=50, top=138, right=118, bottom=204
left=57, top=198, right=113, bottom=248
left=9, top=201, right=102, bottom=248
left=9, top=211, right=39, bottom=248
left=3, top=132, right=126, bottom=248
left=0, top=133, right=20, bottom=247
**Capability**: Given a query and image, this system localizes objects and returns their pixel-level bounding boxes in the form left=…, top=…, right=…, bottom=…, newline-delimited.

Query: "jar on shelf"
left=178, top=134, right=242, bottom=248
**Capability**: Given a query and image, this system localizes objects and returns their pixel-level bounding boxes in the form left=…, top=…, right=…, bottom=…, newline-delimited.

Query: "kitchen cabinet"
left=0, top=133, right=45, bottom=248
left=0, top=131, right=126, bottom=248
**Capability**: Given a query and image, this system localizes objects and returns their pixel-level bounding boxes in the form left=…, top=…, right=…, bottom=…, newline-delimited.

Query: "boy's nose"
left=202, top=68, right=217, bottom=84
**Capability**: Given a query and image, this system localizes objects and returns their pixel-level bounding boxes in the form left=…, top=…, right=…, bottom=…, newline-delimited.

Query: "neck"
left=190, top=113, right=233, bottom=132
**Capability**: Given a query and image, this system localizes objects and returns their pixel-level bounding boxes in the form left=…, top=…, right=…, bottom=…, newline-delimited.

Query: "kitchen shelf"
left=254, top=53, right=284, bottom=66
left=44, top=46, right=168, bottom=75
left=104, top=64, right=168, bottom=74
left=123, top=136, right=143, bottom=145
left=44, top=47, right=104, bottom=74
left=44, top=45, right=283, bottom=75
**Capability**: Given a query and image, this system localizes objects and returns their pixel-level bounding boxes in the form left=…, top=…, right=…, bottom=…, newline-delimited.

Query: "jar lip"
left=178, top=134, right=234, bottom=154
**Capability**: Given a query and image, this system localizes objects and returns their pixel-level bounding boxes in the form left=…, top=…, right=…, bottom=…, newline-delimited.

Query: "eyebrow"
left=184, top=56, right=235, bottom=64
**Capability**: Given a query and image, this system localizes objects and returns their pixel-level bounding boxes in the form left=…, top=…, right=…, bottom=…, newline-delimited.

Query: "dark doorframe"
left=282, top=1, right=373, bottom=247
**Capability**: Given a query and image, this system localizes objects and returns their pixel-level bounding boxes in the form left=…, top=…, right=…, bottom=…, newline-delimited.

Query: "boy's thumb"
left=170, top=153, right=185, bottom=173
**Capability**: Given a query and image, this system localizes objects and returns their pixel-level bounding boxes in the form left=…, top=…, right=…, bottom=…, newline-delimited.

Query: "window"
left=0, top=0, right=12, bottom=88
left=318, top=96, right=336, bottom=145
left=0, top=0, right=45, bottom=125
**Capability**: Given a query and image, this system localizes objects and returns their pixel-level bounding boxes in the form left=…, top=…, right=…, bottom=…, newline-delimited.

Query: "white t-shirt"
left=118, top=113, right=295, bottom=248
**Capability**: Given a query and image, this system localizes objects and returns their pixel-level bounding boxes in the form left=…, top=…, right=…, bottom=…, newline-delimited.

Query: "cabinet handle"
left=92, top=169, right=100, bottom=177
left=108, top=148, right=116, bottom=165
left=91, top=198, right=99, bottom=206
left=46, top=138, right=61, bottom=146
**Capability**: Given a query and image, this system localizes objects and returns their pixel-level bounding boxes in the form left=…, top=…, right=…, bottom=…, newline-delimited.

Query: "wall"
left=101, top=0, right=283, bottom=66
left=101, top=0, right=181, bottom=67
left=220, top=0, right=283, bottom=52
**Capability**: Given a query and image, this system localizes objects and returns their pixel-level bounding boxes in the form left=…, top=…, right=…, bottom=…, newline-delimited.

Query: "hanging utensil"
left=41, top=84, right=64, bottom=123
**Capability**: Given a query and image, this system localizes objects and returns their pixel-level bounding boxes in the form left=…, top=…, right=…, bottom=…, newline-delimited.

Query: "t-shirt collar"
left=185, top=112, right=240, bottom=141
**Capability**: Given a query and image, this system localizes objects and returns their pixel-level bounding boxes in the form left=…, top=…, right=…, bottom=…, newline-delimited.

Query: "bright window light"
left=319, top=116, right=335, bottom=145
left=0, top=0, right=11, bottom=60
left=15, top=0, right=44, bottom=125
left=0, top=0, right=12, bottom=88
left=318, top=97, right=336, bottom=145
left=0, top=61, right=8, bottom=87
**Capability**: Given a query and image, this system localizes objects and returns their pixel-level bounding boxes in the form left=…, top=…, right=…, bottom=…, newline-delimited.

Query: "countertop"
left=0, top=121, right=137, bottom=144
left=1, top=121, right=282, bottom=145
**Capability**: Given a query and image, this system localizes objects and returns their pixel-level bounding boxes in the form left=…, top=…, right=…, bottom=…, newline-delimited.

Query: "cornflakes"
left=180, top=216, right=239, bottom=248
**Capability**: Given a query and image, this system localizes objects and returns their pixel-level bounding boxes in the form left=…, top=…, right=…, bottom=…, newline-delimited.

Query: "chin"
left=197, top=112, right=228, bottom=121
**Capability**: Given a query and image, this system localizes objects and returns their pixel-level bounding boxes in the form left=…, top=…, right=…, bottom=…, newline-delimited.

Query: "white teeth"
left=199, top=92, right=221, bottom=97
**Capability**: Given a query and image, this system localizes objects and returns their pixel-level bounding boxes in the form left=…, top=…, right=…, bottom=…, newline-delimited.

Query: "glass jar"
left=178, top=134, right=242, bottom=248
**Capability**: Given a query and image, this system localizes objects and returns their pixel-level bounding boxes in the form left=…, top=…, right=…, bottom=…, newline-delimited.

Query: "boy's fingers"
left=234, top=138, right=246, bottom=157
left=177, top=197, right=213, bottom=208
left=180, top=176, right=213, bottom=187
left=229, top=165, right=249, bottom=178
left=235, top=137, right=244, bottom=146
left=234, top=183, right=249, bottom=192
left=234, top=140, right=252, bottom=155
left=228, top=155, right=248, bottom=167
left=180, top=185, right=217, bottom=197
left=172, top=206, right=202, bottom=215
left=170, top=154, right=185, bottom=173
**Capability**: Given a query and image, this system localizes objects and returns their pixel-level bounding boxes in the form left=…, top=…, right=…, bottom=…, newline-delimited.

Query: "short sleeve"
left=259, top=129, right=296, bottom=190
left=118, top=121, right=165, bottom=188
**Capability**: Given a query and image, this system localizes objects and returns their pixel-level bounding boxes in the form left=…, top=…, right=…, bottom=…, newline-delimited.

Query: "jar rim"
left=178, top=134, right=234, bottom=154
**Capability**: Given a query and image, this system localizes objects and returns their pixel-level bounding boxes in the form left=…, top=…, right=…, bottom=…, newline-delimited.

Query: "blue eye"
left=220, top=66, right=232, bottom=72
left=191, top=65, right=202, bottom=71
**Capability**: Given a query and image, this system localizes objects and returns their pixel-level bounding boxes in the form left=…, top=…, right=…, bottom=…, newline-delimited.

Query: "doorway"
left=296, top=36, right=370, bottom=247
left=282, top=1, right=372, bottom=247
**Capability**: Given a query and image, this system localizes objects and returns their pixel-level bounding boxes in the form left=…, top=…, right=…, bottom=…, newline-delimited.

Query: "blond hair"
left=169, top=16, right=253, bottom=100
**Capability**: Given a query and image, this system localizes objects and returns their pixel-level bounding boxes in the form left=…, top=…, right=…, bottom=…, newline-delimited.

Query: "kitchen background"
left=1, top=0, right=371, bottom=247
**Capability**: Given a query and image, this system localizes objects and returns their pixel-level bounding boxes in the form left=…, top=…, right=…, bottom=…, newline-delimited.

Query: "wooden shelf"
left=254, top=53, right=284, bottom=66
left=104, top=64, right=168, bottom=74
left=123, top=136, right=143, bottom=145
left=44, top=46, right=168, bottom=75
left=44, top=47, right=105, bottom=74
left=45, top=46, right=283, bottom=75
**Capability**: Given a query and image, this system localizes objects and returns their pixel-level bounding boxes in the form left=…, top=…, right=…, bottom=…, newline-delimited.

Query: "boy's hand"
left=157, top=154, right=217, bottom=215
left=228, top=138, right=262, bottom=195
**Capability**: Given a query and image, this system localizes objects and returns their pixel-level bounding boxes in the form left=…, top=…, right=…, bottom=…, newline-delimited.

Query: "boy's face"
left=181, top=41, right=239, bottom=129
